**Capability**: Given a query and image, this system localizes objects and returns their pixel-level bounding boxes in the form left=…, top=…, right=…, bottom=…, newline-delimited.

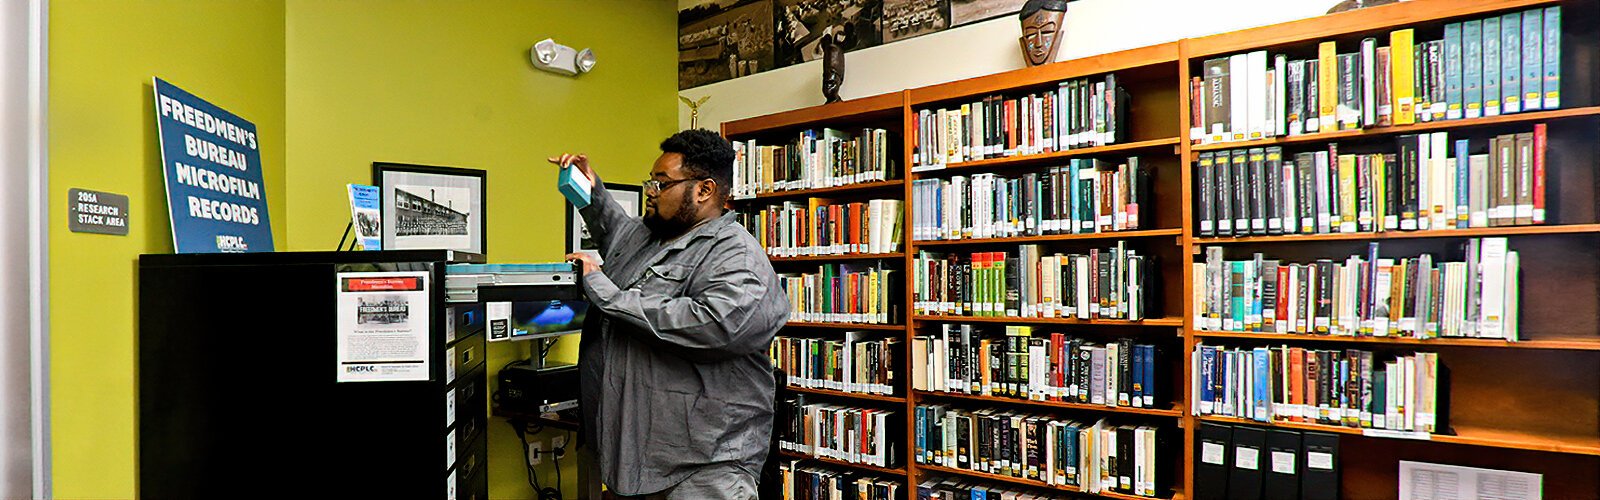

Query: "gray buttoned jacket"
left=575, top=177, right=788, bottom=496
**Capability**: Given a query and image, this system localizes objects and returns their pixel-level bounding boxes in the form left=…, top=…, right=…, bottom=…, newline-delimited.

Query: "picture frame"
left=567, top=182, right=644, bottom=257
left=373, top=162, right=488, bottom=255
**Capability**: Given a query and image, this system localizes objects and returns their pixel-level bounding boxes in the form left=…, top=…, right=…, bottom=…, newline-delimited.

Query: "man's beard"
left=643, top=195, right=698, bottom=238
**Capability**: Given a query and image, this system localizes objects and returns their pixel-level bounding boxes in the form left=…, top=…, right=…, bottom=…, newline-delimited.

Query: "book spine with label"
left=1533, top=123, right=1547, bottom=224
left=1266, top=147, right=1284, bottom=235
left=1231, top=54, right=1250, bottom=142
left=1501, top=13, right=1522, bottom=114
left=1206, top=58, right=1231, bottom=144
left=1287, top=60, right=1306, bottom=135
left=1482, top=16, right=1502, bottom=116
left=1463, top=20, right=1484, bottom=119
left=1390, top=29, right=1416, bottom=125
left=1543, top=6, right=1562, bottom=109
left=1249, top=51, right=1269, bottom=140
left=1233, top=150, right=1251, bottom=234
left=1249, top=148, right=1267, bottom=235
left=1337, top=53, right=1361, bottom=130
left=1360, top=39, right=1376, bottom=128
left=1318, top=41, right=1339, bottom=133
left=1514, top=132, right=1534, bottom=225
left=1521, top=9, right=1544, bottom=111
left=1274, top=54, right=1288, bottom=137
left=1443, top=22, right=1464, bottom=120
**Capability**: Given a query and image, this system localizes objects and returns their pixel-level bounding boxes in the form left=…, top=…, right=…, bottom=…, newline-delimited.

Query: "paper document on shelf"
left=1399, top=460, right=1542, bottom=500
left=335, top=271, right=432, bottom=382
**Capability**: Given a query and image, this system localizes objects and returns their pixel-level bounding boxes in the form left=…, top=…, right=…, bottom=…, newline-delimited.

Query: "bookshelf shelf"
left=1193, top=330, right=1600, bottom=350
left=907, top=43, right=1181, bottom=106
left=783, top=385, right=907, bottom=403
left=914, top=390, right=1183, bottom=418
left=739, top=179, right=906, bottom=202
left=1181, top=0, right=1561, bottom=58
left=777, top=450, right=907, bottom=476
left=723, top=91, right=905, bottom=137
left=913, top=315, right=1184, bottom=327
left=913, top=138, right=1182, bottom=178
left=1191, top=224, right=1600, bottom=245
left=768, top=252, right=905, bottom=263
left=1190, top=106, right=1600, bottom=153
left=1196, top=416, right=1600, bottom=456
left=912, top=228, right=1183, bottom=247
left=785, top=321, right=905, bottom=331
left=916, top=464, right=1179, bottom=500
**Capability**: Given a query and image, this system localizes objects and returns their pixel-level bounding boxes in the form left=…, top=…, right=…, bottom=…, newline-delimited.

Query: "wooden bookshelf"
left=913, top=315, right=1184, bottom=327
left=1190, top=106, right=1600, bottom=153
left=783, top=385, right=906, bottom=403
left=1193, top=329, right=1600, bottom=350
left=739, top=179, right=906, bottom=201
left=913, top=137, right=1182, bottom=178
left=1192, top=223, right=1600, bottom=244
left=912, top=228, right=1183, bottom=247
left=777, top=450, right=906, bottom=476
left=916, top=464, right=1180, bottom=500
left=768, top=252, right=904, bottom=263
left=728, top=0, right=1600, bottom=496
left=914, top=390, right=1184, bottom=418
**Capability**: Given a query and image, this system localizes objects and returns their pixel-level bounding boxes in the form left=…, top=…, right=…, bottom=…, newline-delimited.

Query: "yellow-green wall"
left=282, top=0, right=675, bottom=496
left=49, top=0, right=674, bottom=497
left=48, top=1, right=287, bottom=498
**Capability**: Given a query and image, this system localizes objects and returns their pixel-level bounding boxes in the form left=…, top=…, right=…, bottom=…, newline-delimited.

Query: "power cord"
left=511, top=419, right=568, bottom=500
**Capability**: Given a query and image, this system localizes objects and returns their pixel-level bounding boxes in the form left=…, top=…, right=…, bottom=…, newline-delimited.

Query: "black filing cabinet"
left=138, top=251, right=489, bottom=499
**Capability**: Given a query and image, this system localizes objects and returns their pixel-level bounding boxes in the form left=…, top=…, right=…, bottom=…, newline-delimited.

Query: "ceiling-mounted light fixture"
left=531, top=38, right=595, bottom=76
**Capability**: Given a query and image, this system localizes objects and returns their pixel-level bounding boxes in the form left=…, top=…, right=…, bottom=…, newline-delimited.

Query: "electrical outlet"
left=529, top=441, right=543, bottom=465
left=551, top=435, right=567, bottom=458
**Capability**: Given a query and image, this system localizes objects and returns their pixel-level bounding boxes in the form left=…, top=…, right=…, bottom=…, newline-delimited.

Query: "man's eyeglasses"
left=643, top=177, right=707, bottom=195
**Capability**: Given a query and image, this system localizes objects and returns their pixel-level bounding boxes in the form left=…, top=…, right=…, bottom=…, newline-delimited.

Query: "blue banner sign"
left=153, top=77, right=274, bottom=253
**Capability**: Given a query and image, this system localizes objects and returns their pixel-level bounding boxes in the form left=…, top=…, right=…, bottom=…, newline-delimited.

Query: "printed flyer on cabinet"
left=335, top=271, right=431, bottom=382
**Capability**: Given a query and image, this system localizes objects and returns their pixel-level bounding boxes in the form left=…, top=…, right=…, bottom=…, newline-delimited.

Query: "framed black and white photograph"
left=678, top=0, right=777, bottom=89
left=567, top=182, right=643, bottom=258
left=882, top=0, right=950, bottom=43
left=774, top=0, right=883, bottom=67
left=373, top=162, right=487, bottom=254
left=949, top=0, right=1026, bottom=27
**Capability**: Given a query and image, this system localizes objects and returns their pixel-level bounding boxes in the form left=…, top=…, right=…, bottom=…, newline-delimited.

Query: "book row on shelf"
left=914, top=242, right=1152, bottom=320
left=779, top=464, right=902, bottom=500
left=912, top=158, right=1151, bottom=242
left=773, top=334, right=902, bottom=397
left=777, top=398, right=902, bottom=468
left=740, top=198, right=905, bottom=257
left=1190, top=6, right=1562, bottom=146
left=1195, top=127, right=1549, bottom=238
left=1194, top=423, right=1340, bottom=500
left=779, top=262, right=901, bottom=325
left=912, top=326, right=1166, bottom=409
left=917, top=476, right=1086, bottom=500
left=731, top=127, right=897, bottom=198
left=1194, top=238, right=1521, bottom=340
left=913, top=73, right=1129, bottom=169
left=915, top=407, right=1168, bottom=498
left=1194, top=345, right=1446, bottom=434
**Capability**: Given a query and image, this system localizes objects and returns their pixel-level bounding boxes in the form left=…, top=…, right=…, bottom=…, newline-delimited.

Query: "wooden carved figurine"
left=1019, top=0, right=1069, bottom=67
left=821, top=26, right=847, bottom=103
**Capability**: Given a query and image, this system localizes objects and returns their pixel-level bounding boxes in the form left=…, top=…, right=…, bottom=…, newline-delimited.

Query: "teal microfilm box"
left=558, top=164, right=592, bottom=208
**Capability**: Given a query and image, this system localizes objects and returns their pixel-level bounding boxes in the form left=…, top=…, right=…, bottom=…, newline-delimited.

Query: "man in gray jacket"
left=550, top=128, right=787, bottom=500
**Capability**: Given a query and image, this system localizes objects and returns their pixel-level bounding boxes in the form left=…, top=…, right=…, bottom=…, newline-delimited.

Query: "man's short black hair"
left=660, top=128, right=735, bottom=200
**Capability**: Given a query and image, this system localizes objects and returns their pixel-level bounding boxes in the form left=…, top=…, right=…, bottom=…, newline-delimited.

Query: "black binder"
left=1117, top=426, right=1136, bottom=493
left=1194, top=422, right=1233, bottom=500
left=1228, top=425, right=1267, bottom=500
left=1265, top=429, right=1303, bottom=499
left=1301, top=431, right=1341, bottom=500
